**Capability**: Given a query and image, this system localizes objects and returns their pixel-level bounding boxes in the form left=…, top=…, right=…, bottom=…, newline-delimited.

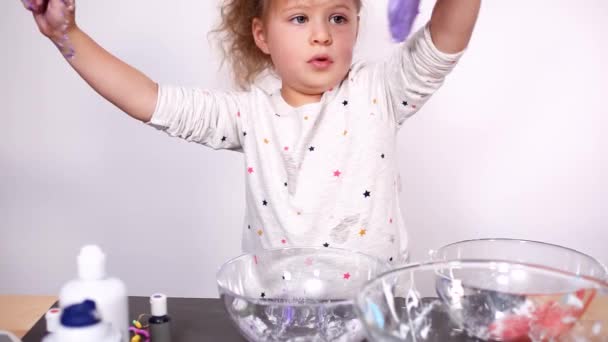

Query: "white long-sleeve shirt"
left=148, top=24, right=463, bottom=265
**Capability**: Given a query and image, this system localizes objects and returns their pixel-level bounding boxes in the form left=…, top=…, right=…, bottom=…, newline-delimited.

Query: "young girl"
left=22, top=0, right=480, bottom=265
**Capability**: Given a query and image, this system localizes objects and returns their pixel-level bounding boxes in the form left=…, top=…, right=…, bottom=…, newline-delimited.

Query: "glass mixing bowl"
left=216, top=247, right=389, bottom=342
left=355, top=260, right=608, bottom=341
left=430, top=238, right=608, bottom=281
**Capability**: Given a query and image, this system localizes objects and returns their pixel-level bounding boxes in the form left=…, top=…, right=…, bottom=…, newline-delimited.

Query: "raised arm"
left=429, top=0, right=481, bottom=53
left=21, top=0, right=158, bottom=122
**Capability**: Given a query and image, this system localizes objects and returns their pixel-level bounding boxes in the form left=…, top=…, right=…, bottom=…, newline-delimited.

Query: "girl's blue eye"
left=290, top=15, right=307, bottom=24
left=330, top=15, right=347, bottom=24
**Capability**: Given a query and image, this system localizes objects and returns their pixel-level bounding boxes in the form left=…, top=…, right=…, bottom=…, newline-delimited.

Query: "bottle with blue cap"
left=59, top=245, right=129, bottom=342
left=42, top=300, right=121, bottom=342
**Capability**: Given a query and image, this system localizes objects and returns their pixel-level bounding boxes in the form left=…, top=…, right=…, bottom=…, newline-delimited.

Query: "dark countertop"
left=21, top=297, right=492, bottom=341
left=21, top=297, right=246, bottom=342
left=17, top=293, right=608, bottom=341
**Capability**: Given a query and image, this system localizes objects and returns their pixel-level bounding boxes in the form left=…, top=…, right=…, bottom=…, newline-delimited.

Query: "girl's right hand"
left=21, top=0, right=76, bottom=43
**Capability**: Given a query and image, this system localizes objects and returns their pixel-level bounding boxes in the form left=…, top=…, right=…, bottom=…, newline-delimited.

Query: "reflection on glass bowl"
left=217, top=247, right=388, bottom=342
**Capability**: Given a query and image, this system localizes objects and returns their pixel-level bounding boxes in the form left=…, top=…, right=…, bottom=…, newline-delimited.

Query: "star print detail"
left=333, top=170, right=342, bottom=177
left=275, top=113, right=281, bottom=117
left=304, top=257, right=314, bottom=266
left=389, top=218, right=393, bottom=224
left=343, top=130, right=348, bottom=136
left=402, top=101, right=408, bottom=106
left=262, top=200, right=268, bottom=206
left=323, top=243, right=330, bottom=248
left=248, top=225, right=251, bottom=230
left=343, top=273, right=351, bottom=280
left=342, top=100, right=348, bottom=106
left=257, top=229, right=263, bottom=236
left=381, top=154, right=385, bottom=158
left=263, top=138, right=269, bottom=144
left=284, top=182, right=288, bottom=187
left=281, top=239, right=287, bottom=244
left=359, top=228, right=367, bottom=237
left=309, top=146, right=315, bottom=152
left=243, top=131, right=247, bottom=136
left=247, top=167, right=254, bottom=174
left=260, top=292, right=266, bottom=298
left=221, top=136, right=227, bottom=142
left=237, top=111, right=241, bottom=117
left=363, top=190, right=371, bottom=198
left=282, top=275, right=285, bottom=280
left=389, top=257, right=394, bottom=262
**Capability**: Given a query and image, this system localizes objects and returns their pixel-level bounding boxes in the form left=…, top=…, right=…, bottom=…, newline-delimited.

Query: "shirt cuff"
left=421, top=22, right=465, bottom=66
left=146, top=84, right=172, bottom=130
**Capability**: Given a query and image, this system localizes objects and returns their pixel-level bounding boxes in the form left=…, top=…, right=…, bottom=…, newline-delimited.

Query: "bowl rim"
left=354, top=259, right=608, bottom=339
left=432, top=238, right=608, bottom=277
left=355, top=258, right=608, bottom=313
left=216, top=246, right=390, bottom=307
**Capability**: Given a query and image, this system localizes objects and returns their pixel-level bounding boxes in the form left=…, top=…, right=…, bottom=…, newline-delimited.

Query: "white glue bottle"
left=42, top=300, right=121, bottom=342
left=59, top=245, right=129, bottom=342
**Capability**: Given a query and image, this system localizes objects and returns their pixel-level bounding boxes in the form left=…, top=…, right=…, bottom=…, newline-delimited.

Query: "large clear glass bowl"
left=216, top=247, right=388, bottom=341
left=431, top=238, right=608, bottom=281
left=355, top=260, right=608, bottom=341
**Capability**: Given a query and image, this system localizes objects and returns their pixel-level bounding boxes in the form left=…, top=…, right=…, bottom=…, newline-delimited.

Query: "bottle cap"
left=61, top=300, right=101, bottom=327
left=77, top=245, right=106, bottom=280
left=150, top=293, right=168, bottom=317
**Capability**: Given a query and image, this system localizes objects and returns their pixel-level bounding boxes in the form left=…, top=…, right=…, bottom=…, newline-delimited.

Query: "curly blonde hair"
left=212, top=0, right=362, bottom=89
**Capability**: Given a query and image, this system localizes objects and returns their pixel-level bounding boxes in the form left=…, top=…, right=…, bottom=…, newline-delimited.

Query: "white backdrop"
left=1, top=0, right=607, bottom=298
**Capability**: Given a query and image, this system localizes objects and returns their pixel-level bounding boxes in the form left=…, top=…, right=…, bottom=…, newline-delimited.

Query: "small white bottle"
left=59, top=245, right=129, bottom=342
left=45, top=308, right=61, bottom=333
left=42, top=300, right=121, bottom=342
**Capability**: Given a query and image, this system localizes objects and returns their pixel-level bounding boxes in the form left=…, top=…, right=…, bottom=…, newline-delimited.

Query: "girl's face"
left=253, top=0, right=359, bottom=98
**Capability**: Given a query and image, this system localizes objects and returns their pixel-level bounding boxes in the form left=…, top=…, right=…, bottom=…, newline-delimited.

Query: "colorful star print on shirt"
left=147, top=23, right=463, bottom=263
